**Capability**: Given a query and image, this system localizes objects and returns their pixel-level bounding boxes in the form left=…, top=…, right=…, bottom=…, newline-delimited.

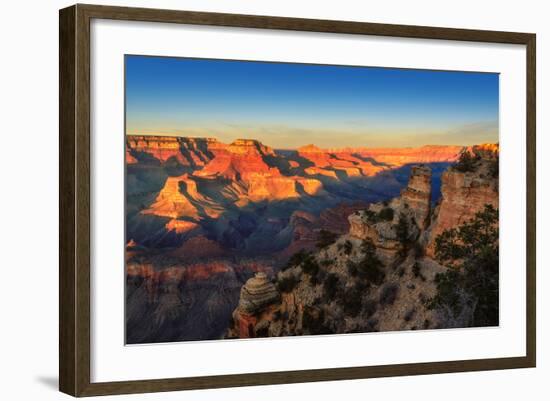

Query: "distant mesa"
left=297, top=144, right=323, bottom=153
left=228, top=138, right=275, bottom=156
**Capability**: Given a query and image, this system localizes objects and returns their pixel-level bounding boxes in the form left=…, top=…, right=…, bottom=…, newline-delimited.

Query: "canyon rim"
left=125, top=56, right=499, bottom=344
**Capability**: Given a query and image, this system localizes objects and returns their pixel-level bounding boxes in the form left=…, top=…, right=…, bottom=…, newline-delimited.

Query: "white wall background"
left=0, top=0, right=546, bottom=400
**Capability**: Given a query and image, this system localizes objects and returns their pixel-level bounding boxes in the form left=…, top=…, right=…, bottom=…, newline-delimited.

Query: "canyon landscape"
left=125, top=136, right=499, bottom=343
left=125, top=55, right=499, bottom=344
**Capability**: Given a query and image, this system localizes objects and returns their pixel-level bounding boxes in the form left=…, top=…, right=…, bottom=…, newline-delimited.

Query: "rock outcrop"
left=142, top=174, right=199, bottom=219
left=126, top=135, right=221, bottom=166
left=400, top=165, right=432, bottom=230
left=347, top=145, right=463, bottom=166
left=348, top=165, right=431, bottom=263
left=227, top=272, right=280, bottom=338
left=425, top=145, right=498, bottom=257
left=237, top=272, right=279, bottom=314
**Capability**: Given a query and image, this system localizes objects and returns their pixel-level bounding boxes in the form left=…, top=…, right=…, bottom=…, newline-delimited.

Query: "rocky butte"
left=424, top=144, right=499, bottom=256
left=227, top=272, right=280, bottom=338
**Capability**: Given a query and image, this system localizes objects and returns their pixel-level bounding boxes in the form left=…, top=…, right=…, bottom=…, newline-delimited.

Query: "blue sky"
left=125, top=55, right=499, bottom=148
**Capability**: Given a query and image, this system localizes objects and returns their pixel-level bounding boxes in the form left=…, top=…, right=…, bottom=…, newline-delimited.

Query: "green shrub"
left=414, top=242, right=425, bottom=258
left=365, top=210, right=378, bottom=223
left=302, top=307, right=332, bottom=335
left=379, top=283, right=399, bottom=305
left=489, top=156, right=499, bottom=178
left=377, top=207, right=394, bottom=222
left=404, top=308, right=415, bottom=322
left=320, top=259, right=332, bottom=267
left=277, top=275, right=299, bottom=293
left=316, top=230, right=338, bottom=249
left=255, top=325, right=269, bottom=337
left=363, top=299, right=377, bottom=318
left=323, top=273, right=340, bottom=300
left=365, top=318, right=379, bottom=332
left=431, top=205, right=499, bottom=326
left=412, top=262, right=425, bottom=281
left=343, top=240, right=353, bottom=255
left=284, top=249, right=310, bottom=271
left=347, top=260, right=359, bottom=277
left=357, top=239, right=385, bottom=285
left=343, top=287, right=363, bottom=317
left=454, top=151, right=479, bottom=173
left=301, top=256, right=319, bottom=276
left=396, top=213, right=411, bottom=257
left=396, top=213, right=409, bottom=245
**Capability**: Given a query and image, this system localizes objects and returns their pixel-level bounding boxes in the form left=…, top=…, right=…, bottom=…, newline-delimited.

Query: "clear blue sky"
left=125, top=55, right=499, bottom=148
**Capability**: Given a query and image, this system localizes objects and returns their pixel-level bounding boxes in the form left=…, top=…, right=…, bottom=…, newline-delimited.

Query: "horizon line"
left=125, top=133, right=498, bottom=151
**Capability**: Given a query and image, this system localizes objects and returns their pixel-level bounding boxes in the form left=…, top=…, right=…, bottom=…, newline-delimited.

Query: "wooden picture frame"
left=59, top=3, right=536, bottom=397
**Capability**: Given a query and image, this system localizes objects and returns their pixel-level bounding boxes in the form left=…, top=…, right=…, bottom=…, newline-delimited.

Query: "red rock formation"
left=352, top=145, right=463, bottom=166
left=142, top=174, right=199, bottom=219
left=164, top=219, right=199, bottom=234
left=128, top=135, right=464, bottom=209
left=169, top=236, right=228, bottom=259
left=298, top=145, right=385, bottom=177
left=346, top=145, right=498, bottom=261
left=471, top=143, right=499, bottom=159
left=425, top=150, right=498, bottom=257
left=304, top=166, right=338, bottom=178
left=228, top=272, right=280, bottom=338
left=348, top=166, right=431, bottom=263
left=194, top=138, right=277, bottom=181
left=247, top=176, right=298, bottom=201
left=126, top=135, right=221, bottom=165
left=126, top=149, right=138, bottom=164
left=400, top=165, right=432, bottom=229
left=126, top=135, right=186, bottom=163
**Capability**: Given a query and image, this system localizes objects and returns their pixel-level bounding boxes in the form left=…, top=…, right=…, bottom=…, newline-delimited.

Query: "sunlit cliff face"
left=127, top=135, right=463, bottom=221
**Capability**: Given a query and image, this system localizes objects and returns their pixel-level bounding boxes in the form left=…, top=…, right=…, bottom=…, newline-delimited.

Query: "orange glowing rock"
left=126, top=149, right=138, bottom=164
left=142, top=175, right=199, bottom=219
left=351, top=145, right=463, bottom=167
left=164, top=219, right=199, bottom=234
left=288, top=160, right=300, bottom=168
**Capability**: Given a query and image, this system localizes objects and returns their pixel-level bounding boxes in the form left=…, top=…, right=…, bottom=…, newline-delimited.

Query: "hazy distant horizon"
left=125, top=131, right=495, bottom=150
left=126, top=56, right=499, bottom=148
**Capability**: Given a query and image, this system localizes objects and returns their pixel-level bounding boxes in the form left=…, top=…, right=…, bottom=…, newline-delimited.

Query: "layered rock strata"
left=425, top=145, right=498, bottom=257
left=237, top=272, right=280, bottom=314
left=400, top=165, right=432, bottom=230
left=348, top=165, right=431, bottom=263
left=228, top=272, right=280, bottom=338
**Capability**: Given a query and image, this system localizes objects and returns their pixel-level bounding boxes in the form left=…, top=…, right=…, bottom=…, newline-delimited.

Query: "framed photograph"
left=59, top=4, right=536, bottom=397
